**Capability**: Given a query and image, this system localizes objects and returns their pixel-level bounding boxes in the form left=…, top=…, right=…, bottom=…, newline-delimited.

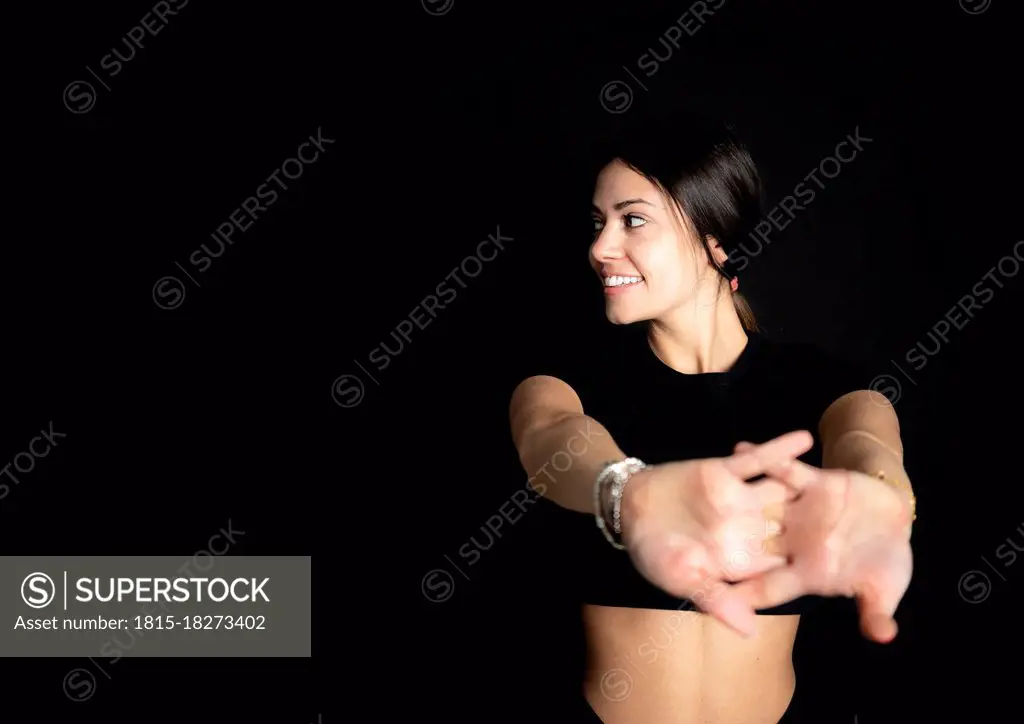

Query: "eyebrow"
left=592, top=198, right=658, bottom=214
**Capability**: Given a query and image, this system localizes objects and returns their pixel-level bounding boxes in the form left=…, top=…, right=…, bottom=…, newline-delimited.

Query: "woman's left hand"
left=730, top=442, right=913, bottom=643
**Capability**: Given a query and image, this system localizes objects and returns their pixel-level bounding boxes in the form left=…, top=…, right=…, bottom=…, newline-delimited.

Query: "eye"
left=592, top=217, right=604, bottom=233
left=624, top=214, right=647, bottom=229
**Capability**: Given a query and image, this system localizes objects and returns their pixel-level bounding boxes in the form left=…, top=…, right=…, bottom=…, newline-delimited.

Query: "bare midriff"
left=583, top=605, right=800, bottom=724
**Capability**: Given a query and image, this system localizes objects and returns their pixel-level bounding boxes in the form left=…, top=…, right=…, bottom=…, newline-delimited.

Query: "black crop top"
left=535, top=328, right=872, bottom=616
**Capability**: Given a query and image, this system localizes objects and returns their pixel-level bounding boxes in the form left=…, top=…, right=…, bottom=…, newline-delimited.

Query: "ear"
left=707, top=236, right=728, bottom=266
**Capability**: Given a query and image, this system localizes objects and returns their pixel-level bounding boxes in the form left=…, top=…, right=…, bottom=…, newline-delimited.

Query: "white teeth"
left=604, top=275, right=644, bottom=287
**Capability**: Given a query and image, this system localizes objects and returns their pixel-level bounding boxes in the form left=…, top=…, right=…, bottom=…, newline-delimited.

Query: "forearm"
left=517, top=414, right=625, bottom=514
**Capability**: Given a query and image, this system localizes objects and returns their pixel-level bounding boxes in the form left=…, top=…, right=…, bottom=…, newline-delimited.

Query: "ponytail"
left=732, top=291, right=758, bottom=332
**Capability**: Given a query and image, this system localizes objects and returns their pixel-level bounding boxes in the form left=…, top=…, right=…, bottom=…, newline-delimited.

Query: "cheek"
left=635, top=233, right=690, bottom=286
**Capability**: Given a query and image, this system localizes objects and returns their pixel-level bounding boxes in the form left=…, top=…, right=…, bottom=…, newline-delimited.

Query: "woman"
left=509, top=114, right=915, bottom=723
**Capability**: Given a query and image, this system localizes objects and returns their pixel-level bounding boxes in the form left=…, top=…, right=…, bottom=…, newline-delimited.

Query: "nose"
left=590, top=227, right=625, bottom=264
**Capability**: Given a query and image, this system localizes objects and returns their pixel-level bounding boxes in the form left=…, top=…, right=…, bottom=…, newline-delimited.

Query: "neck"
left=647, top=294, right=749, bottom=374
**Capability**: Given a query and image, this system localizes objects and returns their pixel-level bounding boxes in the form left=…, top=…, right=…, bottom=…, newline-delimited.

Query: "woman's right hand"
left=619, top=430, right=814, bottom=637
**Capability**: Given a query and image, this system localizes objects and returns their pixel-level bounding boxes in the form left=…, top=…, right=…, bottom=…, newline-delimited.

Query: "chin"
left=604, top=306, right=642, bottom=325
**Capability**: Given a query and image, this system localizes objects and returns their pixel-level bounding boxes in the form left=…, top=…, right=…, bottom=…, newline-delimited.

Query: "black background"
left=13, top=0, right=1021, bottom=721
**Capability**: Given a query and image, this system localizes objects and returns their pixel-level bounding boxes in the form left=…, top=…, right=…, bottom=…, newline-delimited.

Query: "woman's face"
left=590, top=159, right=722, bottom=325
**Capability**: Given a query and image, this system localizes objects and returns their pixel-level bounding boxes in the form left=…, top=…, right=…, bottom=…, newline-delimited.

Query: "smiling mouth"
left=603, top=275, right=644, bottom=288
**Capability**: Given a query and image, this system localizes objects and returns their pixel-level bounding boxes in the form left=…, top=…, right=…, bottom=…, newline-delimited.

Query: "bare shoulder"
left=510, top=375, right=583, bottom=417
left=509, top=376, right=584, bottom=444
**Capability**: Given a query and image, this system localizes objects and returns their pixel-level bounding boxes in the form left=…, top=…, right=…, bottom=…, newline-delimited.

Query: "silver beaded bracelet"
left=593, top=457, right=648, bottom=550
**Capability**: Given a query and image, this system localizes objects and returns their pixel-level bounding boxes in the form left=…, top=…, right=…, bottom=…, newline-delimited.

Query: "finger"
left=749, top=478, right=797, bottom=507
left=721, top=551, right=787, bottom=580
left=693, top=579, right=760, bottom=638
left=762, top=531, right=785, bottom=558
left=762, top=501, right=785, bottom=522
left=716, top=479, right=791, bottom=566
left=731, top=565, right=808, bottom=611
left=722, top=431, right=813, bottom=481
left=738, top=443, right=823, bottom=494
left=855, top=582, right=900, bottom=644
left=651, top=552, right=757, bottom=637
left=767, top=458, right=824, bottom=491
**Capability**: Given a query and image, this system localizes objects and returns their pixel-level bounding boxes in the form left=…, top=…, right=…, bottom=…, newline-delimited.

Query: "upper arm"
left=819, top=389, right=903, bottom=460
left=509, top=375, right=584, bottom=453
